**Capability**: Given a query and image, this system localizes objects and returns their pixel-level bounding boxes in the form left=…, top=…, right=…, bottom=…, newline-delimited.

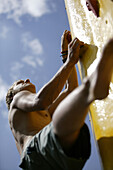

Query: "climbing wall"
left=64, top=0, right=113, bottom=169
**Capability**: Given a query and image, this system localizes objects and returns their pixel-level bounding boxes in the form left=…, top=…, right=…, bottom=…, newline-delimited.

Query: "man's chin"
left=24, top=84, right=36, bottom=93
left=28, top=85, right=36, bottom=93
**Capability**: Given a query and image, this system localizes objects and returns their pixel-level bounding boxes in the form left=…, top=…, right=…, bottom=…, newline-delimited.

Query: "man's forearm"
left=47, top=65, right=79, bottom=116
left=35, top=37, right=82, bottom=110
left=62, top=51, right=78, bottom=93
left=66, top=66, right=78, bottom=92
left=36, top=60, right=75, bottom=109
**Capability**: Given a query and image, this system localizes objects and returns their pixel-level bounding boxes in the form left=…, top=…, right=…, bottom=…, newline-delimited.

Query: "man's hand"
left=61, top=30, right=72, bottom=57
left=61, top=30, right=84, bottom=64
left=68, top=37, right=84, bottom=64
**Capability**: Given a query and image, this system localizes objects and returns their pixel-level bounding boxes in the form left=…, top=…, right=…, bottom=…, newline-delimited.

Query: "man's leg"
left=52, top=38, right=113, bottom=150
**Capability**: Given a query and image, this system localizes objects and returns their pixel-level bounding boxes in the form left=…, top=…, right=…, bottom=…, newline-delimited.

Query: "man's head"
left=6, top=79, right=36, bottom=110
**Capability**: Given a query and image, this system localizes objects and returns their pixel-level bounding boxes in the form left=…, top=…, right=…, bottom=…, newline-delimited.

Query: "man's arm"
left=48, top=66, right=78, bottom=116
left=12, top=36, right=83, bottom=112
left=12, top=60, right=76, bottom=113
left=35, top=36, right=83, bottom=110
left=48, top=31, right=79, bottom=115
left=61, top=31, right=79, bottom=92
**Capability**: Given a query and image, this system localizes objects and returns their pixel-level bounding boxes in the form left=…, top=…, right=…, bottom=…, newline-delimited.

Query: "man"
left=6, top=30, right=113, bottom=170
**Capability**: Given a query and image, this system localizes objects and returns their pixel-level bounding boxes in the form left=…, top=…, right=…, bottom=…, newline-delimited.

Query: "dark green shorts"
left=19, top=122, right=91, bottom=170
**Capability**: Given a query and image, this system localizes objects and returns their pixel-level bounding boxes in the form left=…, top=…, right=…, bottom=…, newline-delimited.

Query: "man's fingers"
left=69, top=37, right=78, bottom=48
left=79, top=41, right=84, bottom=46
left=67, top=32, right=72, bottom=43
left=62, top=30, right=69, bottom=36
left=61, top=30, right=68, bottom=41
left=69, top=37, right=84, bottom=48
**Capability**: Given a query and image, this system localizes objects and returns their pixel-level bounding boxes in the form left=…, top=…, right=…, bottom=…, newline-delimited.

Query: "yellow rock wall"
left=65, top=0, right=113, bottom=169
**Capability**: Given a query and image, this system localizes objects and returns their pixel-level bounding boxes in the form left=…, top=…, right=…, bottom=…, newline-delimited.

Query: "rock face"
left=64, top=0, right=113, bottom=169
left=86, top=0, right=100, bottom=17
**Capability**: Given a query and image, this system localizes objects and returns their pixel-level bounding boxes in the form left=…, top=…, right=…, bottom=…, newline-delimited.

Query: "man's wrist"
left=60, top=50, right=68, bottom=63
left=61, top=50, right=68, bottom=54
left=60, top=51, right=68, bottom=57
left=62, top=58, right=67, bottom=63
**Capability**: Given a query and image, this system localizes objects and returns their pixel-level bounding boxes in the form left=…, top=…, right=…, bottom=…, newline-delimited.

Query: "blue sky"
left=0, top=0, right=102, bottom=169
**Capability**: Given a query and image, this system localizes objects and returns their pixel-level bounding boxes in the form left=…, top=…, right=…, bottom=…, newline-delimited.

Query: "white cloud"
left=22, top=55, right=44, bottom=68
left=22, top=56, right=37, bottom=68
left=36, top=58, right=44, bottom=66
left=0, top=0, right=56, bottom=24
left=0, top=26, right=9, bottom=39
left=23, top=0, right=51, bottom=17
left=29, top=39, right=43, bottom=55
left=21, top=32, right=44, bottom=67
left=11, top=61, right=24, bottom=72
left=22, top=32, right=43, bottom=55
left=22, top=32, right=31, bottom=46
left=0, top=76, right=13, bottom=119
left=1, top=110, right=8, bottom=119
left=10, top=62, right=24, bottom=81
left=0, top=76, right=9, bottom=105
